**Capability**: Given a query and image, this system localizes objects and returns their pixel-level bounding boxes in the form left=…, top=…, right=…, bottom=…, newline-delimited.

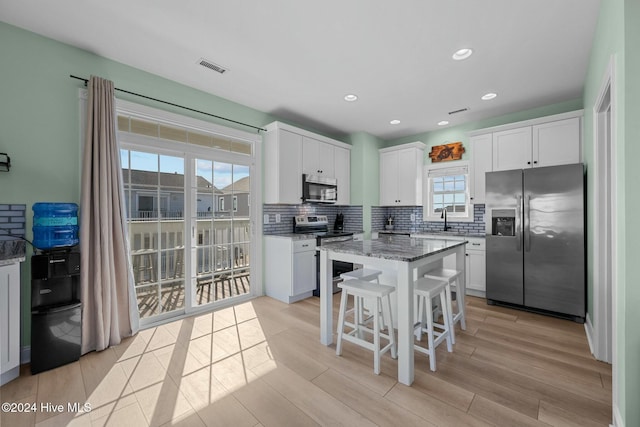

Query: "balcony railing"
left=128, top=213, right=251, bottom=316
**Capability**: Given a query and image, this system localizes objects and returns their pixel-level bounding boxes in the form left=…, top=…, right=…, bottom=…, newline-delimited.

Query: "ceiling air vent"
left=198, top=58, right=227, bottom=74
left=448, top=107, right=469, bottom=115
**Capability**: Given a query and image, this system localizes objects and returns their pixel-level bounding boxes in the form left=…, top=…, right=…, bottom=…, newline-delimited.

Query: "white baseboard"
left=612, top=404, right=623, bottom=427
left=585, top=314, right=595, bottom=356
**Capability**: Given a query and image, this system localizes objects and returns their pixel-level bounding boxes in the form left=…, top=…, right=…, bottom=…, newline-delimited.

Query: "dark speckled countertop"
left=377, top=229, right=485, bottom=238
left=319, top=234, right=466, bottom=263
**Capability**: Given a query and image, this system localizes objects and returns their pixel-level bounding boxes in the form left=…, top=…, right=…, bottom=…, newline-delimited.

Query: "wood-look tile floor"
left=0, top=295, right=612, bottom=427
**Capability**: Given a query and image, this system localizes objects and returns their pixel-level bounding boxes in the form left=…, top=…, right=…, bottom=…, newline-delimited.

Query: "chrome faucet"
left=441, top=209, right=450, bottom=231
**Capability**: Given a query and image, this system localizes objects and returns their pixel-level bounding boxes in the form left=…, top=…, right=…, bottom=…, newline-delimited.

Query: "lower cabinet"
left=413, top=234, right=486, bottom=297
left=265, top=236, right=316, bottom=303
left=465, top=238, right=486, bottom=296
left=1, top=262, right=21, bottom=386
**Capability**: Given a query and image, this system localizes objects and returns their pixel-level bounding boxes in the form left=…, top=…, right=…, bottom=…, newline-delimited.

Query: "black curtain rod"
left=69, top=75, right=267, bottom=132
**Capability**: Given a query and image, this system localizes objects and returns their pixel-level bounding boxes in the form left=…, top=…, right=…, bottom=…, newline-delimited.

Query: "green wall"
left=581, top=0, right=639, bottom=424
left=348, top=132, right=384, bottom=237
left=0, top=21, right=280, bottom=347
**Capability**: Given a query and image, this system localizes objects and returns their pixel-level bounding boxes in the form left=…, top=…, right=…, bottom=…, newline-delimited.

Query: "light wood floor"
left=0, top=295, right=612, bottom=427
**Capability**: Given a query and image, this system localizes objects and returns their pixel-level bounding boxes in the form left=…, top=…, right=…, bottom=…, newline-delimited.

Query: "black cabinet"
left=31, top=249, right=82, bottom=374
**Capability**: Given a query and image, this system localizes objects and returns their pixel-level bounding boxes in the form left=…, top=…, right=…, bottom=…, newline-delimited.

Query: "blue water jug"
left=32, top=202, right=79, bottom=250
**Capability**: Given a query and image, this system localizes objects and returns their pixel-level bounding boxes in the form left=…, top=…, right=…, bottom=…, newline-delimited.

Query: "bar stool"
left=336, top=279, right=397, bottom=375
left=413, top=276, right=453, bottom=372
left=340, top=268, right=382, bottom=283
left=423, top=268, right=466, bottom=344
left=340, top=268, right=382, bottom=333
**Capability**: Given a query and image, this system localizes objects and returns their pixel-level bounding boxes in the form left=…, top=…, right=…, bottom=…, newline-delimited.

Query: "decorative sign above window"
left=428, top=142, right=465, bottom=162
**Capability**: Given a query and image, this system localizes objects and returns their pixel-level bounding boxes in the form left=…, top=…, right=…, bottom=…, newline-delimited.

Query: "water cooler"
left=30, top=203, right=82, bottom=374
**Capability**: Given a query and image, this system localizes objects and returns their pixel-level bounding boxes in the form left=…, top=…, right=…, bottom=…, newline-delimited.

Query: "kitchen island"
left=318, top=235, right=467, bottom=386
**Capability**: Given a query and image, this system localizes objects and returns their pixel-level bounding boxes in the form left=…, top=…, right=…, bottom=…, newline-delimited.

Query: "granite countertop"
left=265, top=230, right=366, bottom=240
left=411, top=231, right=485, bottom=238
left=376, top=229, right=485, bottom=238
left=264, top=233, right=317, bottom=240
left=0, top=240, right=27, bottom=265
left=319, top=234, right=466, bottom=262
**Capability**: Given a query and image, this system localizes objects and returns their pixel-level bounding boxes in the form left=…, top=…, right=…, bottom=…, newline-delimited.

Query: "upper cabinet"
left=532, top=117, right=581, bottom=168
left=379, top=142, right=426, bottom=206
left=264, top=127, right=303, bottom=204
left=263, top=121, right=351, bottom=205
left=470, top=134, right=493, bottom=205
left=333, top=146, right=351, bottom=205
left=302, top=136, right=334, bottom=176
left=489, top=113, right=582, bottom=172
left=469, top=111, right=582, bottom=203
left=492, top=127, right=532, bottom=171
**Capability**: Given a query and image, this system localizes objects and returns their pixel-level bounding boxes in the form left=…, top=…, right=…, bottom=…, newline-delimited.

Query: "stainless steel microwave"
left=302, top=174, right=337, bottom=204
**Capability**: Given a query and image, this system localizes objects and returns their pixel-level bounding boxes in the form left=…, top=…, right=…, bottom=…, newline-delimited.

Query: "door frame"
left=116, top=98, right=262, bottom=325
left=591, top=54, right=617, bottom=418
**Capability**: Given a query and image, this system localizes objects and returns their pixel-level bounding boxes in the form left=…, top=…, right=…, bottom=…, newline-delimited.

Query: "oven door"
left=302, top=174, right=337, bottom=204
left=313, top=235, right=354, bottom=296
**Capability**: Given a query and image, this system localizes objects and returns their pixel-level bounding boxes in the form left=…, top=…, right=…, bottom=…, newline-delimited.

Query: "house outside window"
left=233, top=196, right=238, bottom=212
left=218, top=197, right=225, bottom=212
left=423, top=162, right=472, bottom=222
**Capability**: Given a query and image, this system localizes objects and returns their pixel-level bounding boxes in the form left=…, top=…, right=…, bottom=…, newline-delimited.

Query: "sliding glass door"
left=191, top=158, right=251, bottom=307
left=121, top=150, right=187, bottom=319
left=117, top=105, right=258, bottom=324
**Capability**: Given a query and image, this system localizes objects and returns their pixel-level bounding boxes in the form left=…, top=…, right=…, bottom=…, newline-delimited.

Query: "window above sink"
left=423, top=161, right=474, bottom=223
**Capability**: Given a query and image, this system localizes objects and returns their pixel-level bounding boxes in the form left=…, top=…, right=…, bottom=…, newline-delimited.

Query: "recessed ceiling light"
left=438, top=120, right=449, bottom=126
left=390, top=119, right=401, bottom=125
left=344, top=94, right=358, bottom=102
left=452, top=48, right=473, bottom=61
left=481, top=92, right=498, bottom=100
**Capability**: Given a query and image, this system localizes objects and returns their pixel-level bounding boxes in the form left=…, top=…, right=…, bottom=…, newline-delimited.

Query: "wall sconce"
left=0, top=153, right=10, bottom=172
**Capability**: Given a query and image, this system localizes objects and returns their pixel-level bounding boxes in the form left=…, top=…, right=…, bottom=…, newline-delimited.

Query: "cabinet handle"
left=533, top=161, right=538, bottom=164
left=527, top=161, right=531, bottom=165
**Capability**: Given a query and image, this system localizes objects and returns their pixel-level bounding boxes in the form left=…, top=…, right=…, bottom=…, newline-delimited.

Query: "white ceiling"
left=1, top=0, right=601, bottom=140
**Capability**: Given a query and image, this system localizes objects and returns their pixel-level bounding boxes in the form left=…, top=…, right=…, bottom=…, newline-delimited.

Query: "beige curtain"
left=80, top=76, right=139, bottom=354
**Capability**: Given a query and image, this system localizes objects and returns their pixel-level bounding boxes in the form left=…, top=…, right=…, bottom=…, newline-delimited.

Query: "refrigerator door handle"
left=516, top=195, right=522, bottom=251
left=524, top=194, right=531, bottom=252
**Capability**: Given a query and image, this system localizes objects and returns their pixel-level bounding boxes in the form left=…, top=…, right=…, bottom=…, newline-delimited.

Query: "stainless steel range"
left=292, top=215, right=354, bottom=296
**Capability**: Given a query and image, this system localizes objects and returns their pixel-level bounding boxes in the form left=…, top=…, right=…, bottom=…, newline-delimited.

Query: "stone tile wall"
left=263, top=204, right=363, bottom=234
left=372, top=204, right=486, bottom=235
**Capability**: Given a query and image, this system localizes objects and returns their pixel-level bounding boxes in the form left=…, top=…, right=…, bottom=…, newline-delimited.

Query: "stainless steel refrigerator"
left=485, top=163, right=585, bottom=322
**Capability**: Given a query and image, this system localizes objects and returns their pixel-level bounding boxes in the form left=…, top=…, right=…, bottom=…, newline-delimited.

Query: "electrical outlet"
left=276, top=213, right=281, bottom=223
left=263, top=214, right=269, bottom=224
left=410, top=213, right=416, bottom=222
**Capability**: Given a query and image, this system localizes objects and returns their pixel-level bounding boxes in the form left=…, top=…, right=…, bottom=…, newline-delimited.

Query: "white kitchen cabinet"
left=533, top=117, right=581, bottom=167
left=488, top=114, right=582, bottom=172
left=264, top=236, right=316, bottom=303
left=412, top=234, right=486, bottom=297
left=379, top=142, right=425, bottom=206
left=302, top=136, right=334, bottom=177
left=470, top=134, right=493, bottom=205
left=1, top=263, right=21, bottom=386
left=264, top=127, right=303, bottom=204
left=465, top=237, right=486, bottom=296
left=264, top=121, right=351, bottom=205
left=334, top=146, right=351, bottom=205
left=492, top=127, right=532, bottom=171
